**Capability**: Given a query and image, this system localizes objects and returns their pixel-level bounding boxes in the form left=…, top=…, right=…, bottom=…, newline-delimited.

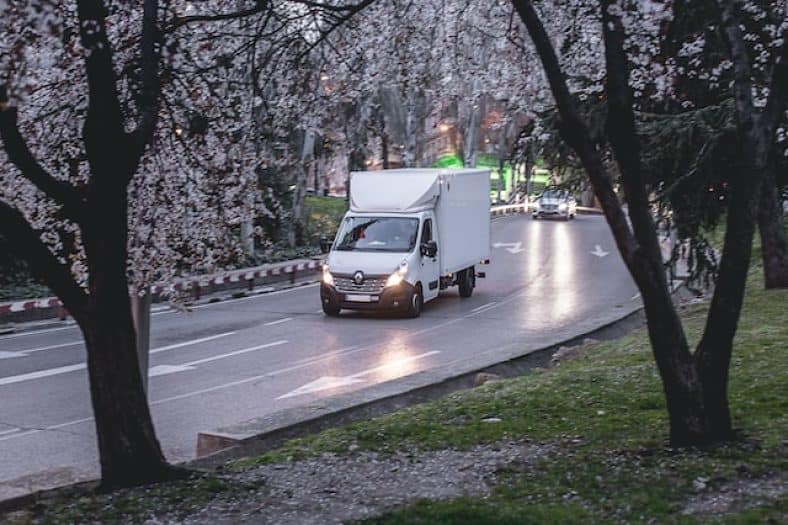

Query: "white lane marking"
left=264, top=317, right=293, bottom=326
left=631, top=292, right=641, bottom=301
left=0, top=351, right=28, bottom=359
left=149, top=364, right=196, bottom=377
left=0, top=332, right=237, bottom=387
left=0, top=324, right=78, bottom=340
left=0, top=428, right=21, bottom=436
left=590, top=245, right=610, bottom=257
left=20, top=341, right=82, bottom=354
left=0, top=363, right=85, bottom=386
left=182, top=340, right=287, bottom=367
left=150, top=332, right=236, bottom=355
left=471, top=302, right=497, bottom=313
left=149, top=340, right=288, bottom=377
left=0, top=416, right=94, bottom=443
left=277, top=350, right=441, bottom=399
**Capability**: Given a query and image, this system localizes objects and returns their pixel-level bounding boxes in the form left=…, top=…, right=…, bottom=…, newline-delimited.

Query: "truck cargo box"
left=350, top=169, right=490, bottom=275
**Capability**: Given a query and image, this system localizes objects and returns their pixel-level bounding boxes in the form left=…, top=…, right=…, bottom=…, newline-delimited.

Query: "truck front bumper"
left=320, top=281, right=416, bottom=313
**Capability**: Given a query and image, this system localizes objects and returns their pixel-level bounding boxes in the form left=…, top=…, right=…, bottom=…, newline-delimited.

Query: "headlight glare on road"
left=385, top=272, right=404, bottom=287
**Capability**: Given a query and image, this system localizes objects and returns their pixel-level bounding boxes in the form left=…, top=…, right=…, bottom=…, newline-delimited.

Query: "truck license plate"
left=345, top=294, right=375, bottom=302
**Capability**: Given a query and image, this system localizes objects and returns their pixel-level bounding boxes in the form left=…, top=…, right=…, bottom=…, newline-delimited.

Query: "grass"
left=4, top=258, right=785, bottom=523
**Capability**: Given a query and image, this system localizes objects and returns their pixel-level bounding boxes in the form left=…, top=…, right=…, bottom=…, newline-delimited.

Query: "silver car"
left=532, top=190, right=577, bottom=220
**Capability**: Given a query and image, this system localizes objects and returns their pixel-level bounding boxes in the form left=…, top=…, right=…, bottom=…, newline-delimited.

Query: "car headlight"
left=385, top=261, right=409, bottom=287
left=558, top=202, right=567, bottom=211
left=322, top=265, right=334, bottom=286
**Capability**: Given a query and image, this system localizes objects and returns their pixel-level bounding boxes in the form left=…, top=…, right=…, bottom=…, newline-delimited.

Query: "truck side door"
left=419, top=216, right=440, bottom=302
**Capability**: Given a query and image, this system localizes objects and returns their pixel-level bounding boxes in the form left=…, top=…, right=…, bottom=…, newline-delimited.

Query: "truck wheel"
left=407, top=286, right=423, bottom=318
left=458, top=266, right=476, bottom=298
left=322, top=300, right=340, bottom=317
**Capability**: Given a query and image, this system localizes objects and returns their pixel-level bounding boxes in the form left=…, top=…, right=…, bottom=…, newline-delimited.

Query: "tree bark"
left=511, top=0, right=761, bottom=445
left=758, top=170, right=788, bottom=288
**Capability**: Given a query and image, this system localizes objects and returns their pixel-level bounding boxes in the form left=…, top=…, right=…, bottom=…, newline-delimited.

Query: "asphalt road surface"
left=0, top=214, right=640, bottom=499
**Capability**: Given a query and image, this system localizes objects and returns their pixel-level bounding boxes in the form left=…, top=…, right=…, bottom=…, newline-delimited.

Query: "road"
left=0, top=214, right=639, bottom=499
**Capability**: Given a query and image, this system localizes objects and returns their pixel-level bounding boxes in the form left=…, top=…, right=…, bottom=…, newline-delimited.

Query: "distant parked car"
left=532, top=189, right=577, bottom=220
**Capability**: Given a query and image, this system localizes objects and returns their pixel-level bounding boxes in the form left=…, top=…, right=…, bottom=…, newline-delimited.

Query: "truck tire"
left=322, top=301, right=341, bottom=317
left=407, top=285, right=423, bottom=318
left=458, top=266, right=476, bottom=298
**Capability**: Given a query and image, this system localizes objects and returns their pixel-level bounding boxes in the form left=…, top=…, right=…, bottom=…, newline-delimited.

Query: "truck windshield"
left=334, top=217, right=419, bottom=253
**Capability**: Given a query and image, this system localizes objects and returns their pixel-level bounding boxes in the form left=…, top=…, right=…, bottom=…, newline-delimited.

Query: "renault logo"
left=353, top=271, right=364, bottom=285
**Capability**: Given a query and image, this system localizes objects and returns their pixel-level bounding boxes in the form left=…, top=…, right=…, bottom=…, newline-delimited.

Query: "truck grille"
left=335, top=277, right=386, bottom=294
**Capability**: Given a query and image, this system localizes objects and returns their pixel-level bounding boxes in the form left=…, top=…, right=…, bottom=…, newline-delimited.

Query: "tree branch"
left=0, top=199, right=89, bottom=323
left=717, top=0, right=757, bottom=132
left=601, top=0, right=667, bottom=283
left=762, top=26, right=788, bottom=139
left=510, top=0, right=638, bottom=265
left=77, top=0, right=131, bottom=181
left=130, top=0, right=162, bottom=169
left=0, top=89, right=86, bottom=223
left=167, top=0, right=375, bottom=32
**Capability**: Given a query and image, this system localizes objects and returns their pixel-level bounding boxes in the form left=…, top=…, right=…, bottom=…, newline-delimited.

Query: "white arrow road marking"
left=277, top=376, right=364, bottom=399
left=0, top=332, right=238, bottom=386
left=148, top=340, right=288, bottom=377
left=590, top=245, right=610, bottom=257
left=278, top=350, right=441, bottom=400
left=492, top=241, right=524, bottom=254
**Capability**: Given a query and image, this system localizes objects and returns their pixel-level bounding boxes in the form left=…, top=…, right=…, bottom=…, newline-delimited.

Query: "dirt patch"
left=682, top=472, right=787, bottom=516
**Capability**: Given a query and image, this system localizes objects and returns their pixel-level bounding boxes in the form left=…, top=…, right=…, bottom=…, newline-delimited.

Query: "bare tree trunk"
left=758, top=170, right=788, bottom=288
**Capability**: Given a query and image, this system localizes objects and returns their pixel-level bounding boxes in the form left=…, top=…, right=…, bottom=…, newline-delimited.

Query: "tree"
left=0, top=0, right=374, bottom=488
left=510, top=0, right=787, bottom=445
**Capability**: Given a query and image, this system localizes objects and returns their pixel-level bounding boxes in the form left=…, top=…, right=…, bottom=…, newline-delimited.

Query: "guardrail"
left=0, top=259, right=323, bottom=325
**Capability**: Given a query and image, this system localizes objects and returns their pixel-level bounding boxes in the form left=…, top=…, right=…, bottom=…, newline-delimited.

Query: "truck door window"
left=421, top=219, right=433, bottom=244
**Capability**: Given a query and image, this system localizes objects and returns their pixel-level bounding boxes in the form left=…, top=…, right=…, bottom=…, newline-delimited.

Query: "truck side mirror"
left=319, top=235, right=333, bottom=254
left=421, top=240, right=437, bottom=258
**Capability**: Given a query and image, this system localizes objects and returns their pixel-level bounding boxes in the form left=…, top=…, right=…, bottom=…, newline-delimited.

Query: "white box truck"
left=320, top=168, right=491, bottom=317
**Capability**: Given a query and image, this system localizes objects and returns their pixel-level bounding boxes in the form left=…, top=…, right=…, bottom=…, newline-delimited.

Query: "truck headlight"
left=385, top=261, right=408, bottom=287
left=322, top=265, right=334, bottom=286
left=385, top=272, right=404, bottom=287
